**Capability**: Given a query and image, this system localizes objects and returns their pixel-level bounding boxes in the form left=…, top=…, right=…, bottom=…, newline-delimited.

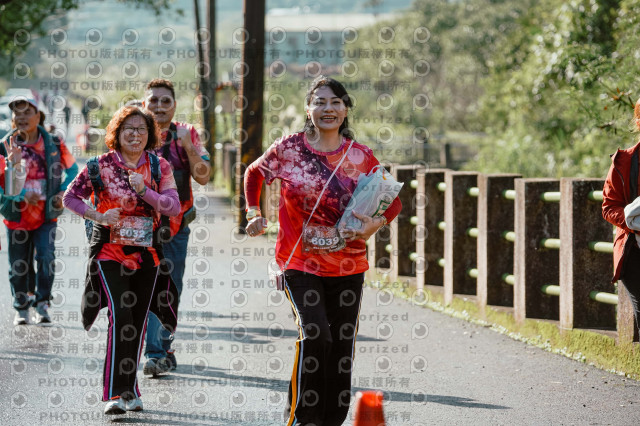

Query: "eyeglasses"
left=147, top=96, right=174, bottom=106
left=122, top=126, right=148, bottom=135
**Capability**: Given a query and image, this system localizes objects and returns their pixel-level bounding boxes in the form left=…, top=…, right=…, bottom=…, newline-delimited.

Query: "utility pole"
left=194, top=0, right=216, bottom=177
left=206, top=0, right=216, bottom=169
left=236, top=0, right=265, bottom=229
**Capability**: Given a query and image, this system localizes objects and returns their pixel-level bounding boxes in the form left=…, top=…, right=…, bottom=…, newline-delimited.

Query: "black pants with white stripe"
left=283, top=270, right=364, bottom=426
left=96, top=260, right=159, bottom=401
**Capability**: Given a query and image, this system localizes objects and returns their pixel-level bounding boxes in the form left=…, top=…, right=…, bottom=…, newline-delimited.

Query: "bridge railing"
left=387, top=169, right=634, bottom=344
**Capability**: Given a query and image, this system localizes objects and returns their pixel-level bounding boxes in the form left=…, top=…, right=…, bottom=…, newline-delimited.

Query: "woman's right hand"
left=246, top=217, right=267, bottom=237
left=99, top=208, right=122, bottom=226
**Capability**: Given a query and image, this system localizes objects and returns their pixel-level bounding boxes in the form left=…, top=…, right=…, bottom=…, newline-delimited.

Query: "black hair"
left=302, top=76, right=354, bottom=140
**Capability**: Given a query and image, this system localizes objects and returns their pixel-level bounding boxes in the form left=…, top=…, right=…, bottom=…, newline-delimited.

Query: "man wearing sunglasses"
left=141, top=78, right=211, bottom=376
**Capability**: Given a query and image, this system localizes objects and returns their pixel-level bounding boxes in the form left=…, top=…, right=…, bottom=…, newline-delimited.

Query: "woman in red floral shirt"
left=244, top=76, right=402, bottom=426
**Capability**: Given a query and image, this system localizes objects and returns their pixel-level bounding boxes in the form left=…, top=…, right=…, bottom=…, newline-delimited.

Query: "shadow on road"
left=355, top=386, right=511, bottom=409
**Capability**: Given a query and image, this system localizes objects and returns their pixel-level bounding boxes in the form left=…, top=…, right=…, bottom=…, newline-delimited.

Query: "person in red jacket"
left=244, top=76, right=402, bottom=426
left=602, top=97, right=640, bottom=337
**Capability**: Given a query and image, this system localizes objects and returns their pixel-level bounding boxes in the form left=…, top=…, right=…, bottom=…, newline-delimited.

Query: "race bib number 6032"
left=110, top=216, right=154, bottom=247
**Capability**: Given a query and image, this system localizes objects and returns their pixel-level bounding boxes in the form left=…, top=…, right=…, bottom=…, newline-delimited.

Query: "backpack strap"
left=87, top=156, right=103, bottom=207
left=147, top=151, right=173, bottom=242
left=162, top=123, right=178, bottom=160
left=148, top=151, right=162, bottom=189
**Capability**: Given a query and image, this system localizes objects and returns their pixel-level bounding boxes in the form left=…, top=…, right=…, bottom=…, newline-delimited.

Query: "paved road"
left=0, top=187, right=639, bottom=425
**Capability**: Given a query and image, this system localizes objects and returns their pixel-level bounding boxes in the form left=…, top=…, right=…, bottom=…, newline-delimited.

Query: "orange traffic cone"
left=353, top=390, right=386, bottom=426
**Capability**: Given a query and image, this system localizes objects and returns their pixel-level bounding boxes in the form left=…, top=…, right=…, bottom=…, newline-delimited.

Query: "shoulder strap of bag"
left=282, top=139, right=355, bottom=270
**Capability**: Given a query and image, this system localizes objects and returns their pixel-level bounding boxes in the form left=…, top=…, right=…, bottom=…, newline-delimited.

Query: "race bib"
left=110, top=216, right=153, bottom=247
left=302, top=225, right=346, bottom=254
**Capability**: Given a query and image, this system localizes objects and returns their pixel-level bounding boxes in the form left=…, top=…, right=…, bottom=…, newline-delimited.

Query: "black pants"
left=283, top=270, right=364, bottom=426
left=95, top=260, right=159, bottom=401
left=620, top=243, right=640, bottom=336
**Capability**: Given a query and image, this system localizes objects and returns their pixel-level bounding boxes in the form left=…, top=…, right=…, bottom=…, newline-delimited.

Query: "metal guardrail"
left=589, top=290, right=618, bottom=305
left=541, top=284, right=561, bottom=296
left=540, top=238, right=561, bottom=250
left=502, top=273, right=515, bottom=285
left=541, top=191, right=561, bottom=202
left=502, top=231, right=516, bottom=242
left=588, top=241, right=613, bottom=253
left=502, top=189, right=516, bottom=200
left=588, top=191, right=604, bottom=202
left=422, top=178, right=617, bottom=314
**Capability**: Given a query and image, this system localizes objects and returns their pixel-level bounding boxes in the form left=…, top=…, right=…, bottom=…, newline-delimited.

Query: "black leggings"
left=95, top=260, right=159, bottom=401
left=282, top=270, right=364, bottom=426
left=620, top=243, right=640, bottom=336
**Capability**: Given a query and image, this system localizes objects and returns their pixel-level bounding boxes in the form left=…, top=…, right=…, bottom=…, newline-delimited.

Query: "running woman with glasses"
left=63, top=106, right=180, bottom=415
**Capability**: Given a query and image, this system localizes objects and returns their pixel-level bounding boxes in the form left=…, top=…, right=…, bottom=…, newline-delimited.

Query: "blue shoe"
left=166, top=350, right=177, bottom=371
left=143, top=357, right=169, bottom=377
left=35, top=302, right=51, bottom=324
left=13, top=310, right=29, bottom=326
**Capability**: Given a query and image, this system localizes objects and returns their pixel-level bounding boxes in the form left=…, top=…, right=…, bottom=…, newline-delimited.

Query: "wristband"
left=137, top=186, right=147, bottom=197
left=246, top=208, right=261, bottom=221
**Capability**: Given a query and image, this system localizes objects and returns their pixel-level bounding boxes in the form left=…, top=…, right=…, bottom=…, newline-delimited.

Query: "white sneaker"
left=104, top=397, right=126, bottom=415
left=13, top=310, right=29, bottom=325
left=35, top=302, right=51, bottom=324
left=125, top=397, right=143, bottom=411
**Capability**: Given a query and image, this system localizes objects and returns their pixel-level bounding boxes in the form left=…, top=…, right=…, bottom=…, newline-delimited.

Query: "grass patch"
left=365, top=276, right=640, bottom=380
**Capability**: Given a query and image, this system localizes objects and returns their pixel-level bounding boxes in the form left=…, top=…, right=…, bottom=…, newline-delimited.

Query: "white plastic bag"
left=337, top=165, right=403, bottom=230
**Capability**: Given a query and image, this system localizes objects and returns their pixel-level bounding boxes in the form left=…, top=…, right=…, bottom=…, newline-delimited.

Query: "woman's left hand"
left=128, top=171, right=145, bottom=193
left=340, top=211, right=386, bottom=242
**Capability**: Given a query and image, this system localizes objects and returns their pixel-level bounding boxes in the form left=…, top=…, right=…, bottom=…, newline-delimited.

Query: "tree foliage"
left=346, top=0, right=640, bottom=177
left=470, top=0, right=631, bottom=177
left=0, top=0, right=180, bottom=62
